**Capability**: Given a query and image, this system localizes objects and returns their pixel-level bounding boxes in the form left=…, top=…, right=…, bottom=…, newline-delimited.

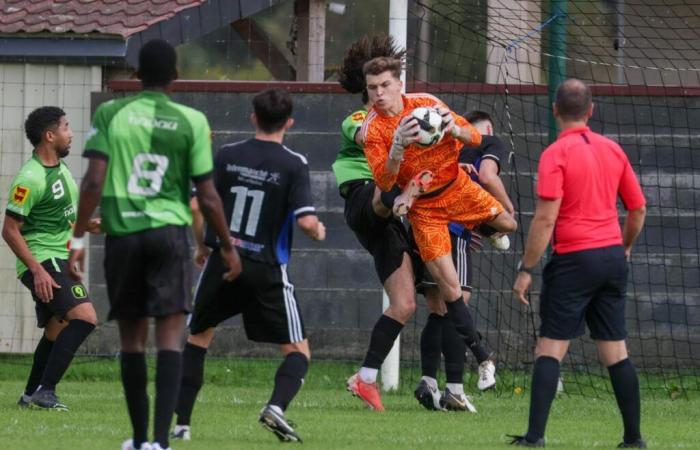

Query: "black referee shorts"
left=188, top=250, right=306, bottom=344
left=539, top=245, right=628, bottom=341
left=414, top=232, right=473, bottom=294
left=104, top=225, right=192, bottom=320
left=343, top=180, right=412, bottom=284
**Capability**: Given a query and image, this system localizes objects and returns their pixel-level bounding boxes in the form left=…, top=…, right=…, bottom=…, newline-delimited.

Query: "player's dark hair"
left=137, top=39, right=177, bottom=88
left=555, top=78, right=592, bottom=121
left=253, top=88, right=293, bottom=133
left=24, top=106, right=65, bottom=147
left=363, top=56, right=403, bottom=81
left=465, top=110, right=493, bottom=126
left=340, top=34, right=406, bottom=103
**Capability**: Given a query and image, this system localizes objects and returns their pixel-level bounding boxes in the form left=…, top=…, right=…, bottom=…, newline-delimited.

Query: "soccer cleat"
left=478, top=360, right=497, bottom=391
left=617, top=439, right=647, bottom=448
left=346, top=373, right=385, bottom=411
left=259, top=405, right=302, bottom=442
left=487, top=234, right=510, bottom=251
left=29, top=389, right=69, bottom=411
left=414, top=379, right=445, bottom=411
left=120, top=439, right=153, bottom=450
left=171, top=424, right=191, bottom=441
left=508, top=435, right=545, bottom=447
left=441, top=388, right=477, bottom=413
left=392, top=170, right=434, bottom=217
left=17, top=394, right=31, bottom=408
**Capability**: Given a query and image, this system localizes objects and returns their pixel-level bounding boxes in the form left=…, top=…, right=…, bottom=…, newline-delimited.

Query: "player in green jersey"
left=2, top=107, right=98, bottom=411
left=68, top=40, right=241, bottom=450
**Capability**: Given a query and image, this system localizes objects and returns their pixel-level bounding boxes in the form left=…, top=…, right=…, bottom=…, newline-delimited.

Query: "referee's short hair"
left=555, top=78, right=592, bottom=121
left=253, top=88, right=293, bottom=133
left=138, top=39, right=177, bottom=88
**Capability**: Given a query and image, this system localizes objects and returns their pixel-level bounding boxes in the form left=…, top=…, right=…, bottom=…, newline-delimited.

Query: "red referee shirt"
left=537, top=126, right=646, bottom=254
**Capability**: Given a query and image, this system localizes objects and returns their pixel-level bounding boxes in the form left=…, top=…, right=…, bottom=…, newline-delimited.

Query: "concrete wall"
left=0, top=63, right=102, bottom=352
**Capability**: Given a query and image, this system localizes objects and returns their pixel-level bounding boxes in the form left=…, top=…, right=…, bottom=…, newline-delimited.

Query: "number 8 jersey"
left=204, top=138, right=316, bottom=265
left=84, top=91, right=213, bottom=236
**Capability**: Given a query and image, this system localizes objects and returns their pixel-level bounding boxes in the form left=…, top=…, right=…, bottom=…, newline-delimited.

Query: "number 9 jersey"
left=84, top=91, right=213, bottom=236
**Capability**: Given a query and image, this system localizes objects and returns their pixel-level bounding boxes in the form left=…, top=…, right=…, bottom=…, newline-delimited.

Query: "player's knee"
left=66, top=302, right=98, bottom=325
left=282, top=341, right=310, bottom=360
left=187, top=329, right=215, bottom=349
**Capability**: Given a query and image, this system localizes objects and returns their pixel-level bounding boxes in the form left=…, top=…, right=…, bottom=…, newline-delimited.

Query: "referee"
left=511, top=79, right=647, bottom=448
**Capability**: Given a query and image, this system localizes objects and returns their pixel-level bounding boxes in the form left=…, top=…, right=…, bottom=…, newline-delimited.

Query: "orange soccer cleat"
left=346, top=373, right=385, bottom=412
left=392, top=170, right=434, bottom=217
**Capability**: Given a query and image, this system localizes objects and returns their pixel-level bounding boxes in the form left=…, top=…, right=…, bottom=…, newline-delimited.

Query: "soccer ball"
left=410, top=107, right=445, bottom=147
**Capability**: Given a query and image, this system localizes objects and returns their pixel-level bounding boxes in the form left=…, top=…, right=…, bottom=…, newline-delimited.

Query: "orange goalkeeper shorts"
left=409, top=169, right=503, bottom=261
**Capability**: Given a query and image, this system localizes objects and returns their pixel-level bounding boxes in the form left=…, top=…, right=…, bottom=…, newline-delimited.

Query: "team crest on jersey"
left=11, top=185, right=30, bottom=206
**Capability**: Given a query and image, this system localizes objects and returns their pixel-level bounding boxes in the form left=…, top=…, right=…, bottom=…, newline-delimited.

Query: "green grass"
left=0, top=356, right=697, bottom=449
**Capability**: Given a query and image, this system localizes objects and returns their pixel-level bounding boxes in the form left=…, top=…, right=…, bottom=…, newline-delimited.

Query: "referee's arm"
left=622, top=205, right=646, bottom=260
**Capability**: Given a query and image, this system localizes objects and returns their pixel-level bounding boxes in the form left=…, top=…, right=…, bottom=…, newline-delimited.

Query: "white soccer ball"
left=410, top=107, right=445, bottom=147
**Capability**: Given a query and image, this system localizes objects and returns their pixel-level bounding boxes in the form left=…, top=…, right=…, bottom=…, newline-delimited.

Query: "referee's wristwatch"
left=517, top=260, right=535, bottom=275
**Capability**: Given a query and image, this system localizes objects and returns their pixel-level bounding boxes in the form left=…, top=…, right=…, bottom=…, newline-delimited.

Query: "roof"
left=0, top=0, right=206, bottom=37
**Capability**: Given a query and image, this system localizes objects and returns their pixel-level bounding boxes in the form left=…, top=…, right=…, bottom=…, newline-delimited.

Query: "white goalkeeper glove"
left=437, top=106, right=460, bottom=138
left=389, top=116, right=420, bottom=162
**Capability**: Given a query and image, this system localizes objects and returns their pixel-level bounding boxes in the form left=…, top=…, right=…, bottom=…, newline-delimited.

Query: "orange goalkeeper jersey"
left=361, top=93, right=482, bottom=193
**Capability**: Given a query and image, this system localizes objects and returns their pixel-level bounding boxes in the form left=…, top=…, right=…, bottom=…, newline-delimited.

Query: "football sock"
left=608, top=358, right=642, bottom=443
left=441, top=315, right=466, bottom=384
left=154, top=350, right=182, bottom=449
left=446, top=383, right=465, bottom=396
left=420, top=313, right=444, bottom=379
left=38, top=319, right=95, bottom=391
left=25, top=336, right=54, bottom=396
left=379, top=185, right=403, bottom=210
left=421, top=376, right=438, bottom=391
left=269, top=352, right=309, bottom=411
left=121, top=352, right=149, bottom=449
left=445, top=300, right=483, bottom=353
left=175, top=342, right=207, bottom=426
left=525, top=356, right=560, bottom=443
left=477, top=224, right=498, bottom=237
left=359, top=367, right=378, bottom=384
left=361, top=315, right=403, bottom=371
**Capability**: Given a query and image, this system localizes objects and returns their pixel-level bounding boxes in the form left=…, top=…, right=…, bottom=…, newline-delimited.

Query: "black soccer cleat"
left=17, top=394, right=31, bottom=408
left=508, top=435, right=545, bottom=447
left=259, top=405, right=302, bottom=443
left=618, top=439, right=647, bottom=448
left=414, top=379, right=445, bottom=411
left=29, top=389, right=69, bottom=411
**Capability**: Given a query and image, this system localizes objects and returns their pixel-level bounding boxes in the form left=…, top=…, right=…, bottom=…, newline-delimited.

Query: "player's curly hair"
left=339, top=34, right=406, bottom=103
left=24, top=106, right=65, bottom=147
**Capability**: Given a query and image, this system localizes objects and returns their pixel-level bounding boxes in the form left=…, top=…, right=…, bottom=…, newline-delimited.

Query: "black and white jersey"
left=205, top=138, right=316, bottom=265
left=460, top=134, right=508, bottom=177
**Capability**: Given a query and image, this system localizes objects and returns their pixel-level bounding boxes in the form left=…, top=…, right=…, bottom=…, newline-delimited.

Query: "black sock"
left=608, top=358, right=642, bottom=443
left=25, top=336, right=54, bottom=396
left=362, top=315, right=404, bottom=369
left=269, top=352, right=309, bottom=411
left=121, top=352, right=148, bottom=449
left=445, top=300, right=489, bottom=362
left=477, top=224, right=498, bottom=237
left=420, top=314, right=444, bottom=379
left=154, top=350, right=182, bottom=448
left=525, top=356, right=560, bottom=443
left=38, top=319, right=95, bottom=391
left=380, top=185, right=403, bottom=210
left=441, top=315, right=466, bottom=384
left=468, top=333, right=491, bottom=365
left=175, top=342, right=207, bottom=426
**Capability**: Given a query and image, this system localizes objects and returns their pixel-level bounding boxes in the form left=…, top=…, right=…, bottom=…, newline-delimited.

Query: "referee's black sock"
left=175, top=342, right=207, bottom=426
left=525, top=356, right=560, bottom=443
left=445, top=300, right=489, bottom=361
left=121, top=352, right=148, bottom=449
left=608, top=358, right=642, bottom=443
left=37, top=319, right=95, bottom=391
left=269, top=352, right=309, bottom=411
left=25, top=336, right=54, bottom=396
left=154, top=350, right=182, bottom=449
left=362, top=315, right=404, bottom=369
left=420, top=313, right=444, bottom=379
left=441, top=315, right=466, bottom=384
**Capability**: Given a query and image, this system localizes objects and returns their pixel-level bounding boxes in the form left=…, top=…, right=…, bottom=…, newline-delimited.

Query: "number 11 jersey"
left=84, top=91, right=213, bottom=236
left=206, top=138, right=316, bottom=265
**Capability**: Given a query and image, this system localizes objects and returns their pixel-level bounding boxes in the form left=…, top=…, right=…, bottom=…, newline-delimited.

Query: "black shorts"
left=20, top=257, right=91, bottom=328
left=188, top=250, right=306, bottom=344
left=539, top=245, right=628, bottom=340
left=104, top=225, right=192, bottom=320
left=414, top=232, right=473, bottom=294
left=343, top=180, right=411, bottom=284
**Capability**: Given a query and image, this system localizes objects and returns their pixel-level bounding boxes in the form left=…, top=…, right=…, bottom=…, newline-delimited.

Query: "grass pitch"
left=0, top=356, right=697, bottom=449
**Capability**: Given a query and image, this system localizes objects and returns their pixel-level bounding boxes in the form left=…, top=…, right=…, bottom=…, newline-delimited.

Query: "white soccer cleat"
left=441, top=388, right=477, bottom=413
left=477, top=360, right=497, bottom=391
left=171, top=424, right=191, bottom=441
left=487, top=234, right=510, bottom=251
left=121, top=439, right=153, bottom=450
left=151, top=444, right=171, bottom=450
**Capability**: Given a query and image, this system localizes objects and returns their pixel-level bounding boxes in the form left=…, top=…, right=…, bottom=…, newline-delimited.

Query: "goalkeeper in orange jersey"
left=361, top=56, right=517, bottom=357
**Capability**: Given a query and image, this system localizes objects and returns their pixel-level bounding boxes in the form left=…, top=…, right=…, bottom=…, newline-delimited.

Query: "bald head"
left=555, top=78, right=592, bottom=122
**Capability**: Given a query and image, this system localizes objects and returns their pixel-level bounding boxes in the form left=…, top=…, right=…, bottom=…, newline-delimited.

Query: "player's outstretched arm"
left=297, top=215, right=326, bottom=241
left=436, top=106, right=482, bottom=148
left=194, top=178, right=241, bottom=281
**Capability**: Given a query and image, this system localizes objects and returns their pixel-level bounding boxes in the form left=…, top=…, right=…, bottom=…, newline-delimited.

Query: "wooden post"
left=295, top=0, right=325, bottom=82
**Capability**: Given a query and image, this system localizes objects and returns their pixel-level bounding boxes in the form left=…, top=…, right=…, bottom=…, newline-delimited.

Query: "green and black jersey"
left=331, top=109, right=373, bottom=189
left=5, top=155, right=78, bottom=277
left=84, top=91, right=213, bottom=236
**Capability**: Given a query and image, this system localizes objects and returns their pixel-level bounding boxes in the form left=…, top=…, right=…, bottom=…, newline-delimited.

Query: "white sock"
left=359, top=367, right=378, bottom=383
left=446, top=383, right=465, bottom=396
left=173, top=424, right=189, bottom=432
left=421, top=376, right=439, bottom=390
left=268, top=404, right=284, bottom=416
